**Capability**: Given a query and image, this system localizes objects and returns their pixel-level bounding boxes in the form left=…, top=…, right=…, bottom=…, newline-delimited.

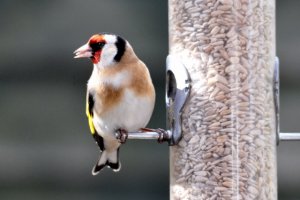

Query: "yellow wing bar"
left=86, top=94, right=96, bottom=135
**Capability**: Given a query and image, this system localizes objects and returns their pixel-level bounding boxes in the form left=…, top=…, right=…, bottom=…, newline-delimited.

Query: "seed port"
left=166, top=70, right=176, bottom=143
left=166, top=70, right=177, bottom=106
left=165, top=55, right=191, bottom=145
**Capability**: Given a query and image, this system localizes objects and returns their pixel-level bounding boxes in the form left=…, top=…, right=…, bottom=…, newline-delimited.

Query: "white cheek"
left=100, top=44, right=117, bottom=67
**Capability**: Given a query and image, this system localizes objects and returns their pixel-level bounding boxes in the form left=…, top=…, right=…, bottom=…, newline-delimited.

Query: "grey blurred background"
left=0, top=0, right=299, bottom=199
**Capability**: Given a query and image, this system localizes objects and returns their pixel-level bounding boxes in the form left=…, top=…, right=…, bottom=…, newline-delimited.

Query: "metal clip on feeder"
left=115, top=55, right=191, bottom=146
left=274, top=57, right=300, bottom=143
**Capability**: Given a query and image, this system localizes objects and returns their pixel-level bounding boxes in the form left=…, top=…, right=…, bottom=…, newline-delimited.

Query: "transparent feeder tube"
left=169, top=0, right=277, bottom=199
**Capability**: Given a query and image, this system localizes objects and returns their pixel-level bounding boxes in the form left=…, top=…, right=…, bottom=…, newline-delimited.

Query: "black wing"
left=86, top=92, right=104, bottom=151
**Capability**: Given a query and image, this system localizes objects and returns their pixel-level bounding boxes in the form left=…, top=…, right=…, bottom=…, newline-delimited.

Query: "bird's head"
left=74, top=33, right=127, bottom=67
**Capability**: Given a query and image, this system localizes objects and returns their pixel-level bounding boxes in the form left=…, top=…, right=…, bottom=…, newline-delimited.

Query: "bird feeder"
left=168, top=0, right=277, bottom=199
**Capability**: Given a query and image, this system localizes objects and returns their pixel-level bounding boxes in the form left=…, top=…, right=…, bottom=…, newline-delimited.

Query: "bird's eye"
left=90, top=42, right=105, bottom=51
left=98, top=42, right=105, bottom=48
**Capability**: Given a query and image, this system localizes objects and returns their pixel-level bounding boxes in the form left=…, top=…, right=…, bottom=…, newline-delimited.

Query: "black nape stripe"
left=114, top=36, right=126, bottom=62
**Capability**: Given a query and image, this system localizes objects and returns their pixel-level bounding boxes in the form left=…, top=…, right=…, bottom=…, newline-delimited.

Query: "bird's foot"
left=140, top=128, right=171, bottom=143
left=156, top=128, right=171, bottom=143
left=116, top=128, right=128, bottom=144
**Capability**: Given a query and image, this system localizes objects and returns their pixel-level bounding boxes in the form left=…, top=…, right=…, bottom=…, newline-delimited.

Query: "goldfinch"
left=74, top=33, right=155, bottom=175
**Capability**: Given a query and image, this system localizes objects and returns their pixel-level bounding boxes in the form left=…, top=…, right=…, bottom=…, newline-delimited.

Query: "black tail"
left=92, top=149, right=121, bottom=175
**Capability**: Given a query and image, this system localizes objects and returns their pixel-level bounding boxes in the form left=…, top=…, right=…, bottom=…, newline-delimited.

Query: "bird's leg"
left=116, top=128, right=128, bottom=144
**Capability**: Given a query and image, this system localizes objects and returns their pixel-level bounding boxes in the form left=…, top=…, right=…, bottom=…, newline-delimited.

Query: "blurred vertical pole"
left=169, top=0, right=277, bottom=199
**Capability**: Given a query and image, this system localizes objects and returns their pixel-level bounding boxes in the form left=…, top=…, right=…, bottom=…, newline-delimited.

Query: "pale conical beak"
left=73, top=43, right=93, bottom=59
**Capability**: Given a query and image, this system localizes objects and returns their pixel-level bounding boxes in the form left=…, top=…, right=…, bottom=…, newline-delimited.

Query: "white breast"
left=88, top=66, right=155, bottom=140
left=88, top=65, right=130, bottom=89
left=93, top=88, right=155, bottom=140
left=101, top=70, right=130, bottom=88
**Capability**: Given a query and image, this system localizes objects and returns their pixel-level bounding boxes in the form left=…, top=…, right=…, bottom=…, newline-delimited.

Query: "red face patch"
left=88, top=34, right=106, bottom=64
left=91, top=51, right=101, bottom=64
left=89, top=34, right=105, bottom=44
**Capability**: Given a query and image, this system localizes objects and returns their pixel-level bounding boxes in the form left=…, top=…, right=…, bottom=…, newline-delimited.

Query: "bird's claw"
left=156, top=128, right=170, bottom=143
left=141, top=128, right=171, bottom=143
left=116, top=129, right=128, bottom=144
